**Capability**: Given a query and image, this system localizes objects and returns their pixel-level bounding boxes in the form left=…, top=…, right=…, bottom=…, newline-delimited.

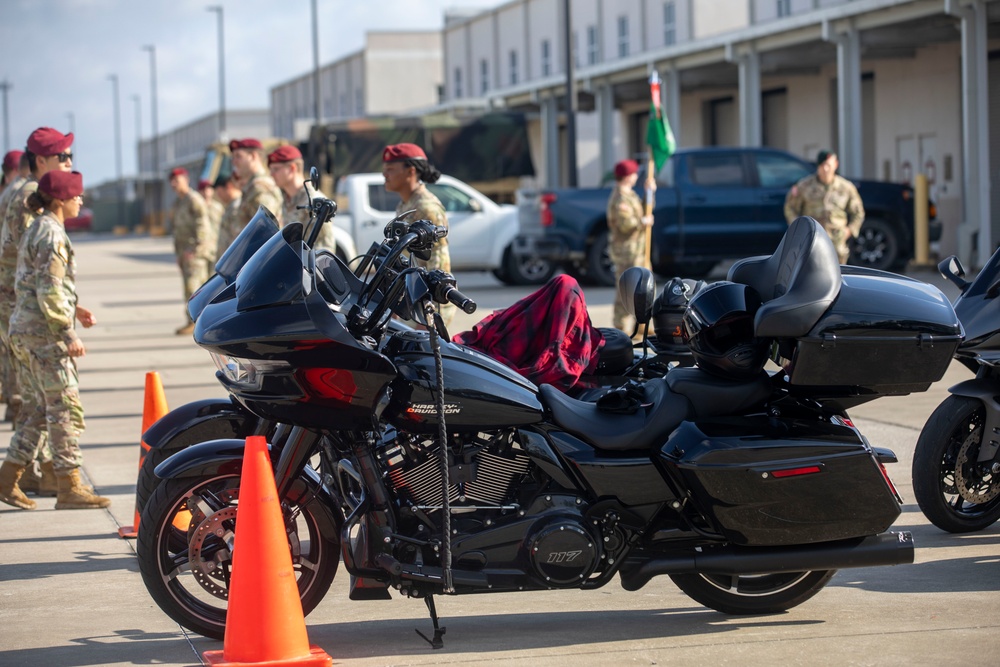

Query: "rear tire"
left=912, top=395, right=1000, bottom=533
left=850, top=217, right=903, bottom=271
left=670, top=570, right=836, bottom=614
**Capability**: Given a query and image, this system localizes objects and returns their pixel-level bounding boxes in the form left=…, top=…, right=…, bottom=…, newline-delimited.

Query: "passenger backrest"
left=726, top=216, right=841, bottom=338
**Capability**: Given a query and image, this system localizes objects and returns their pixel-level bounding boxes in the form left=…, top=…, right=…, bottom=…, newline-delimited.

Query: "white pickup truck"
left=332, top=173, right=555, bottom=286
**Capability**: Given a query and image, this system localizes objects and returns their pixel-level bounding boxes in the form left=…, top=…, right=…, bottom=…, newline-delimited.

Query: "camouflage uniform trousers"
left=0, top=299, right=18, bottom=405
left=179, top=256, right=210, bottom=316
left=6, top=338, right=83, bottom=472
left=610, top=243, right=645, bottom=333
left=825, top=225, right=852, bottom=264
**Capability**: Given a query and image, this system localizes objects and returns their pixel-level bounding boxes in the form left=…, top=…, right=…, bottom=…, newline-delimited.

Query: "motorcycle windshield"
left=234, top=222, right=310, bottom=311
left=215, top=206, right=281, bottom=282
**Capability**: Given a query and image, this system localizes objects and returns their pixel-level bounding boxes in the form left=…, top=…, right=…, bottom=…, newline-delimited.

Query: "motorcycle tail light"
left=770, top=465, right=822, bottom=479
left=877, top=459, right=903, bottom=504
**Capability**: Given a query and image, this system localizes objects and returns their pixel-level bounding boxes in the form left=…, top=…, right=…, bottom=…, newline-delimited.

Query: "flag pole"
left=644, top=71, right=660, bottom=271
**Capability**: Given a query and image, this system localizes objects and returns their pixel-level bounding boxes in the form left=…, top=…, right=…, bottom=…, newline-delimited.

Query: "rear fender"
left=142, top=398, right=264, bottom=452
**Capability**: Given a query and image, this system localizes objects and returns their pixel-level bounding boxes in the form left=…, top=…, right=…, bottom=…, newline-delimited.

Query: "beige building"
left=270, top=31, right=445, bottom=141
left=441, top=0, right=1000, bottom=266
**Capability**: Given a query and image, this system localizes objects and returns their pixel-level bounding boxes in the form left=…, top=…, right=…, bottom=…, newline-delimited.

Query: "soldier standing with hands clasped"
left=0, top=170, right=107, bottom=510
left=607, top=159, right=653, bottom=334
left=784, top=149, right=865, bottom=264
left=168, top=168, right=211, bottom=336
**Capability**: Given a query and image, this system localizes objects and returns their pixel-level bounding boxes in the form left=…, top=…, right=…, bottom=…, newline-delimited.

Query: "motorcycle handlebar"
left=442, top=286, right=477, bottom=314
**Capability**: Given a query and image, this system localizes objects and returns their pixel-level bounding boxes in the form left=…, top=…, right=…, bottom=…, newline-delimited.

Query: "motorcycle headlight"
left=210, top=353, right=290, bottom=390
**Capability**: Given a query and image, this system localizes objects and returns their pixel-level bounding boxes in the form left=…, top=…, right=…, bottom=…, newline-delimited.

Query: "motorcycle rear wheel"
left=669, top=570, right=836, bottom=614
left=136, top=471, right=339, bottom=640
left=912, top=395, right=1000, bottom=533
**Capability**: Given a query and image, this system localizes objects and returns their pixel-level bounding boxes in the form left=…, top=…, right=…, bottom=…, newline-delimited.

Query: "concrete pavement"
left=0, top=234, right=997, bottom=667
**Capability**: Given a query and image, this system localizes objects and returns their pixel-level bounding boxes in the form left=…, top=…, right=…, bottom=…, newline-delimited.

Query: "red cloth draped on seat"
left=453, top=274, right=604, bottom=390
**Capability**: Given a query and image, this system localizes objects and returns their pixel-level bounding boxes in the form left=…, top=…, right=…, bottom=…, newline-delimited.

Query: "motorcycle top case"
left=661, top=416, right=902, bottom=546
left=776, top=267, right=963, bottom=400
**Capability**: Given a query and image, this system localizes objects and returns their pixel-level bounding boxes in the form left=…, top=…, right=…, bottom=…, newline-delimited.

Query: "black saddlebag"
left=660, top=416, right=902, bottom=546
left=775, top=267, right=962, bottom=400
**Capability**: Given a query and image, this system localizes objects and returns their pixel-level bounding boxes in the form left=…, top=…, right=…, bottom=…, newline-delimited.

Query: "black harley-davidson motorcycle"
left=137, top=192, right=956, bottom=642
left=912, top=253, right=1000, bottom=532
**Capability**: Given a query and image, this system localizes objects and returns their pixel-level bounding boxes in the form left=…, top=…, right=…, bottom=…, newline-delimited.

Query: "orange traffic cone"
left=118, top=371, right=169, bottom=538
left=202, top=436, right=333, bottom=667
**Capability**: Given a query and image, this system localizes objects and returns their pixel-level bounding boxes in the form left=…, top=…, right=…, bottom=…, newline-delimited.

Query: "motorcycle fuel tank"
left=383, top=331, right=544, bottom=433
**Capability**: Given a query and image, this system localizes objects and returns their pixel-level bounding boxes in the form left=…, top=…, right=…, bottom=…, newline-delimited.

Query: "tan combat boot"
left=55, top=468, right=111, bottom=510
left=0, top=460, right=37, bottom=510
left=22, top=461, right=66, bottom=497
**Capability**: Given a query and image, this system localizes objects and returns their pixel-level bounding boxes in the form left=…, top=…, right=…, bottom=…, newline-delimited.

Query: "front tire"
left=670, top=570, right=836, bottom=614
left=136, top=471, right=339, bottom=639
left=912, top=395, right=1000, bottom=533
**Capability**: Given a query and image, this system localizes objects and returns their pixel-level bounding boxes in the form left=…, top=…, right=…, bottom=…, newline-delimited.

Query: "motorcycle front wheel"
left=669, top=570, right=836, bottom=614
left=912, top=395, right=1000, bottom=533
left=136, top=471, right=339, bottom=639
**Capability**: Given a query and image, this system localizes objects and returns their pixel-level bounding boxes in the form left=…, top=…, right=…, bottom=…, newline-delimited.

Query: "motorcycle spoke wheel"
left=669, top=570, right=835, bottom=614
left=137, top=472, right=338, bottom=640
left=912, top=395, right=1000, bottom=533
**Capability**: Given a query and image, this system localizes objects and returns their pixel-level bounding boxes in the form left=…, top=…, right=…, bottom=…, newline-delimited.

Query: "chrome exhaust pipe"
left=620, top=531, right=913, bottom=591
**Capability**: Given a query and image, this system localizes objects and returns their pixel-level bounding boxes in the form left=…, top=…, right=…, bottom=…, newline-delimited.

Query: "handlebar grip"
left=444, top=287, right=477, bottom=314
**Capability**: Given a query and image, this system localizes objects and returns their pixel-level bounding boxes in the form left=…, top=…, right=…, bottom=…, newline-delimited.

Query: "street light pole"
left=66, top=112, right=75, bottom=136
left=207, top=5, right=226, bottom=135
left=131, top=94, right=141, bottom=181
left=563, top=0, right=578, bottom=187
left=311, top=0, right=322, bottom=125
left=0, top=80, right=11, bottom=153
left=108, top=74, right=125, bottom=230
left=143, top=44, right=160, bottom=229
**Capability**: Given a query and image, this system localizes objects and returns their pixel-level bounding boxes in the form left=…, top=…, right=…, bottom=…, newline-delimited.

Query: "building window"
left=355, top=89, right=363, bottom=116
left=454, top=67, right=463, bottom=98
left=480, top=59, right=489, bottom=95
left=777, top=0, right=791, bottom=17
left=339, top=93, right=348, bottom=117
left=617, top=16, right=629, bottom=58
left=541, top=39, right=551, bottom=77
left=587, top=25, right=599, bottom=64
left=664, top=1, right=676, bottom=46
left=509, top=50, right=518, bottom=85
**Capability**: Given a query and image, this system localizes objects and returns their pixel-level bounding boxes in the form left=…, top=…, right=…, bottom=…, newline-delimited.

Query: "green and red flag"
left=645, top=71, right=676, bottom=176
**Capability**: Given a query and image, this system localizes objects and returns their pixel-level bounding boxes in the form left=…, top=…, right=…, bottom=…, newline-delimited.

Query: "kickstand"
left=415, top=595, right=446, bottom=649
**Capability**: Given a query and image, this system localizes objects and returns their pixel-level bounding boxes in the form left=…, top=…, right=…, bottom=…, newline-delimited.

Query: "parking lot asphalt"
left=0, top=234, right=997, bottom=667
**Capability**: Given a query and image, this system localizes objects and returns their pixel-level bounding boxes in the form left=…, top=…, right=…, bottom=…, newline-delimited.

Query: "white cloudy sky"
left=0, top=0, right=500, bottom=186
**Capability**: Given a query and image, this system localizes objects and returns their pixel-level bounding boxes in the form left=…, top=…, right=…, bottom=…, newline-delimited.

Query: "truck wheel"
left=499, top=246, right=557, bottom=286
left=585, top=231, right=616, bottom=287
left=850, top=217, right=903, bottom=271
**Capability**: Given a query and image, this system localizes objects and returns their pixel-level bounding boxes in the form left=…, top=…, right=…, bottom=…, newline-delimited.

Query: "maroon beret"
left=38, top=170, right=83, bottom=201
left=382, top=143, right=427, bottom=162
left=26, top=127, right=73, bottom=157
left=3, top=150, right=23, bottom=172
left=197, top=179, right=212, bottom=190
left=614, top=159, right=639, bottom=180
left=229, top=138, right=263, bottom=152
left=267, top=145, right=302, bottom=165
left=169, top=167, right=188, bottom=179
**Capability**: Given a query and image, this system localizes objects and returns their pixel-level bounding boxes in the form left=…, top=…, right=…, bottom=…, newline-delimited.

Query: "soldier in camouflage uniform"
left=214, top=173, right=243, bottom=258
left=268, top=145, right=337, bottom=254
left=382, top=143, right=455, bottom=325
left=607, top=159, right=653, bottom=334
left=168, top=168, right=212, bottom=335
left=0, top=170, right=109, bottom=511
left=784, top=149, right=865, bottom=264
left=229, top=138, right=283, bottom=236
left=198, top=178, right=224, bottom=265
left=0, top=151, right=27, bottom=421
left=0, top=128, right=75, bottom=496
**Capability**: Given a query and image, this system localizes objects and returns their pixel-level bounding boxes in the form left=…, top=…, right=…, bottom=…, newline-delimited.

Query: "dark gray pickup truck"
left=516, top=147, right=940, bottom=286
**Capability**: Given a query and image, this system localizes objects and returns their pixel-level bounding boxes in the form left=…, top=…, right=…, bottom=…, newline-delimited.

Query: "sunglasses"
left=54, top=152, right=73, bottom=163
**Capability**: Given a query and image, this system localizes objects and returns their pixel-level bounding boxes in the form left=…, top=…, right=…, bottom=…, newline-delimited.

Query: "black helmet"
left=682, top=281, right=769, bottom=379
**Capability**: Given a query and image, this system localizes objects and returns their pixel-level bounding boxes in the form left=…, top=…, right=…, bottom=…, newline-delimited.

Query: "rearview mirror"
left=938, top=255, right=969, bottom=292
left=310, top=166, right=320, bottom=191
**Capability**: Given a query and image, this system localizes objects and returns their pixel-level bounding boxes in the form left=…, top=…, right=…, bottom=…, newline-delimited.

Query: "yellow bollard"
left=914, top=173, right=930, bottom=265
